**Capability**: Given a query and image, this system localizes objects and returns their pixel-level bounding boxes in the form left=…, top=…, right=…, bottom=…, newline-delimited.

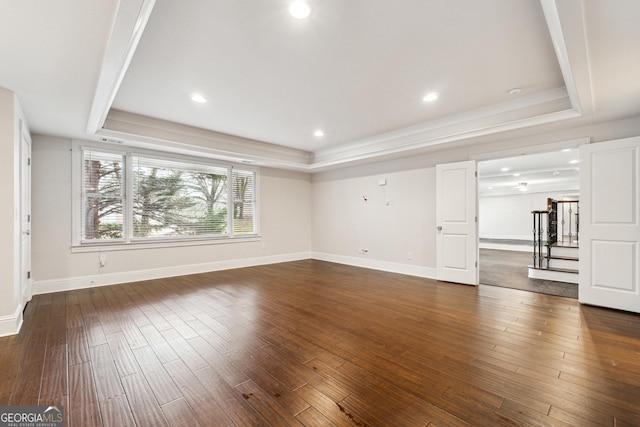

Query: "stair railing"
left=531, top=198, right=579, bottom=269
left=550, top=199, right=579, bottom=247
left=531, top=209, right=548, bottom=268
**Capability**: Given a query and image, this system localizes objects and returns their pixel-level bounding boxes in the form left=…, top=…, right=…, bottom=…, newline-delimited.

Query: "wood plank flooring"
left=1, top=259, right=639, bottom=426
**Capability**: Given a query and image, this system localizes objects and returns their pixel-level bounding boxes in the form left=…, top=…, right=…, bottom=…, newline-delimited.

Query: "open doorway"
left=478, top=149, right=580, bottom=298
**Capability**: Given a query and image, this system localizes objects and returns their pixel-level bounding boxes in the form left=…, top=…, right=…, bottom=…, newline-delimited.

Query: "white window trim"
left=71, top=140, right=260, bottom=252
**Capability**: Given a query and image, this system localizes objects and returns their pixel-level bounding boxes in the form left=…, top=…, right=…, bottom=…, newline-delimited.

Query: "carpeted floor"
left=479, top=248, right=578, bottom=299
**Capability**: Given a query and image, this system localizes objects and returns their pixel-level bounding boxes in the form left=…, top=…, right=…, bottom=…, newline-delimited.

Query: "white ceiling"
left=1, top=0, right=639, bottom=171
left=113, top=0, right=562, bottom=151
left=479, top=148, right=581, bottom=196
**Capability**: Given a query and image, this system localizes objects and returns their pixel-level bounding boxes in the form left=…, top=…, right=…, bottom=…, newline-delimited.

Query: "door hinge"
left=475, top=171, right=478, bottom=178
left=475, top=261, right=478, bottom=268
left=28, top=214, right=31, bottom=222
left=27, top=271, right=31, bottom=279
left=28, top=158, right=31, bottom=166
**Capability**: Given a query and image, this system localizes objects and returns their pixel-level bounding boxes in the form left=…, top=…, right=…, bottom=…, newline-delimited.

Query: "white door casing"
left=579, top=136, right=640, bottom=313
left=20, top=119, right=32, bottom=306
left=436, top=160, right=478, bottom=285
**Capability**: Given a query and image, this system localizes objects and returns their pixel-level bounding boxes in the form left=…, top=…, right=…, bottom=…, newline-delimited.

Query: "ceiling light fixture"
left=507, top=87, right=522, bottom=95
left=422, top=92, right=439, bottom=102
left=569, top=159, right=579, bottom=164
left=314, top=129, right=324, bottom=137
left=290, top=1, right=311, bottom=19
left=191, top=93, right=207, bottom=103
left=501, top=167, right=510, bottom=172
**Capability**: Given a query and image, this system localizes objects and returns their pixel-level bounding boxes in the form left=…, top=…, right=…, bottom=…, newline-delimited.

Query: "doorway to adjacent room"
left=477, top=149, right=580, bottom=298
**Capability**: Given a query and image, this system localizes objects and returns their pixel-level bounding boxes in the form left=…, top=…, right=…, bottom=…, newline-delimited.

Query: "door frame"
left=19, top=119, right=32, bottom=306
left=471, top=138, right=589, bottom=293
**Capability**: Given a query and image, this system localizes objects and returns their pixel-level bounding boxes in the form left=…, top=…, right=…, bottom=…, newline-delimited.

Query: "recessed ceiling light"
left=422, top=92, right=439, bottom=102
left=191, top=93, right=207, bottom=103
left=314, top=129, right=324, bottom=137
left=561, top=148, right=571, bottom=152
left=501, top=167, right=510, bottom=172
left=290, top=1, right=311, bottom=19
left=513, top=173, right=520, bottom=177
left=569, top=159, right=579, bottom=164
left=507, top=87, right=522, bottom=95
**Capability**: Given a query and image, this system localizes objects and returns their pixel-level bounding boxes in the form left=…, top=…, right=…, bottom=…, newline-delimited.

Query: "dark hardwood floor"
left=1, top=260, right=639, bottom=426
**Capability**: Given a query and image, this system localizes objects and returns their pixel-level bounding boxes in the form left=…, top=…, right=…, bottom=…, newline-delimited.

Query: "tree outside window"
left=81, top=149, right=256, bottom=243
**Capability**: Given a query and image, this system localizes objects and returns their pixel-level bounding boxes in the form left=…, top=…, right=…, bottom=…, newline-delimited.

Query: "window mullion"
left=228, top=166, right=234, bottom=236
left=124, top=152, right=134, bottom=242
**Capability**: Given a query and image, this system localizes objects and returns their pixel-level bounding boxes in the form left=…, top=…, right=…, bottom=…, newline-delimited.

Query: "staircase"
left=528, top=199, right=579, bottom=284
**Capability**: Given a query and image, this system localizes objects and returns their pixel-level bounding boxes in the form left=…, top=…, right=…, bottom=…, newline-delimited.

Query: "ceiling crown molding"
left=311, top=88, right=577, bottom=169
left=540, top=0, right=593, bottom=116
left=86, top=0, right=156, bottom=134
left=100, top=110, right=313, bottom=169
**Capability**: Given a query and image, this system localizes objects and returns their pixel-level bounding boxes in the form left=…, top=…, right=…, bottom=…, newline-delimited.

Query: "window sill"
left=71, top=235, right=261, bottom=253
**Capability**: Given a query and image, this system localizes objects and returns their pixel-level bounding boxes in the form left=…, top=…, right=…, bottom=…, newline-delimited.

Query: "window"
left=79, top=146, right=258, bottom=245
left=82, top=150, right=125, bottom=240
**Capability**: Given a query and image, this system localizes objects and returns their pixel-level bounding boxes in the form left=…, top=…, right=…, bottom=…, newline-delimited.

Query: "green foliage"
left=133, top=168, right=196, bottom=237
left=85, top=151, right=254, bottom=240
left=200, top=206, right=228, bottom=234
left=98, top=222, right=123, bottom=239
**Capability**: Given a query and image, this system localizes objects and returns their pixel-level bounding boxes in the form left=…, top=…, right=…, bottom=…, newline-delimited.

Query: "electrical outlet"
left=99, top=253, right=107, bottom=267
left=407, top=251, right=413, bottom=260
left=358, top=248, right=369, bottom=255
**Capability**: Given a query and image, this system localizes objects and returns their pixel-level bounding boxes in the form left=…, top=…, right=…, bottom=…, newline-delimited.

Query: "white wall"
left=28, top=115, right=640, bottom=294
left=31, top=135, right=312, bottom=293
left=479, top=191, right=577, bottom=240
left=0, top=88, right=24, bottom=336
left=312, top=157, right=438, bottom=277
left=309, top=116, right=640, bottom=278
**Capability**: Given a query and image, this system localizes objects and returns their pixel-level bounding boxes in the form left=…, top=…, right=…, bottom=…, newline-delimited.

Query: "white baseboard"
left=480, top=234, right=532, bottom=241
left=32, top=251, right=437, bottom=297
left=528, top=266, right=579, bottom=284
left=0, top=304, right=24, bottom=337
left=32, top=252, right=312, bottom=295
left=312, top=252, right=437, bottom=279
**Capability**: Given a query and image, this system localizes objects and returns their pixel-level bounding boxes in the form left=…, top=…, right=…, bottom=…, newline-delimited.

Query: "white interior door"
left=436, top=160, right=478, bottom=285
left=20, top=119, right=32, bottom=306
left=579, top=136, right=640, bottom=313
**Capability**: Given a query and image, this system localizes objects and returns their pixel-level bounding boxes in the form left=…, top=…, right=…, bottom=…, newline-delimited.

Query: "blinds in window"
left=82, top=150, right=125, bottom=240
left=80, top=148, right=257, bottom=242
left=232, top=169, right=256, bottom=234
left=132, top=156, right=229, bottom=238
